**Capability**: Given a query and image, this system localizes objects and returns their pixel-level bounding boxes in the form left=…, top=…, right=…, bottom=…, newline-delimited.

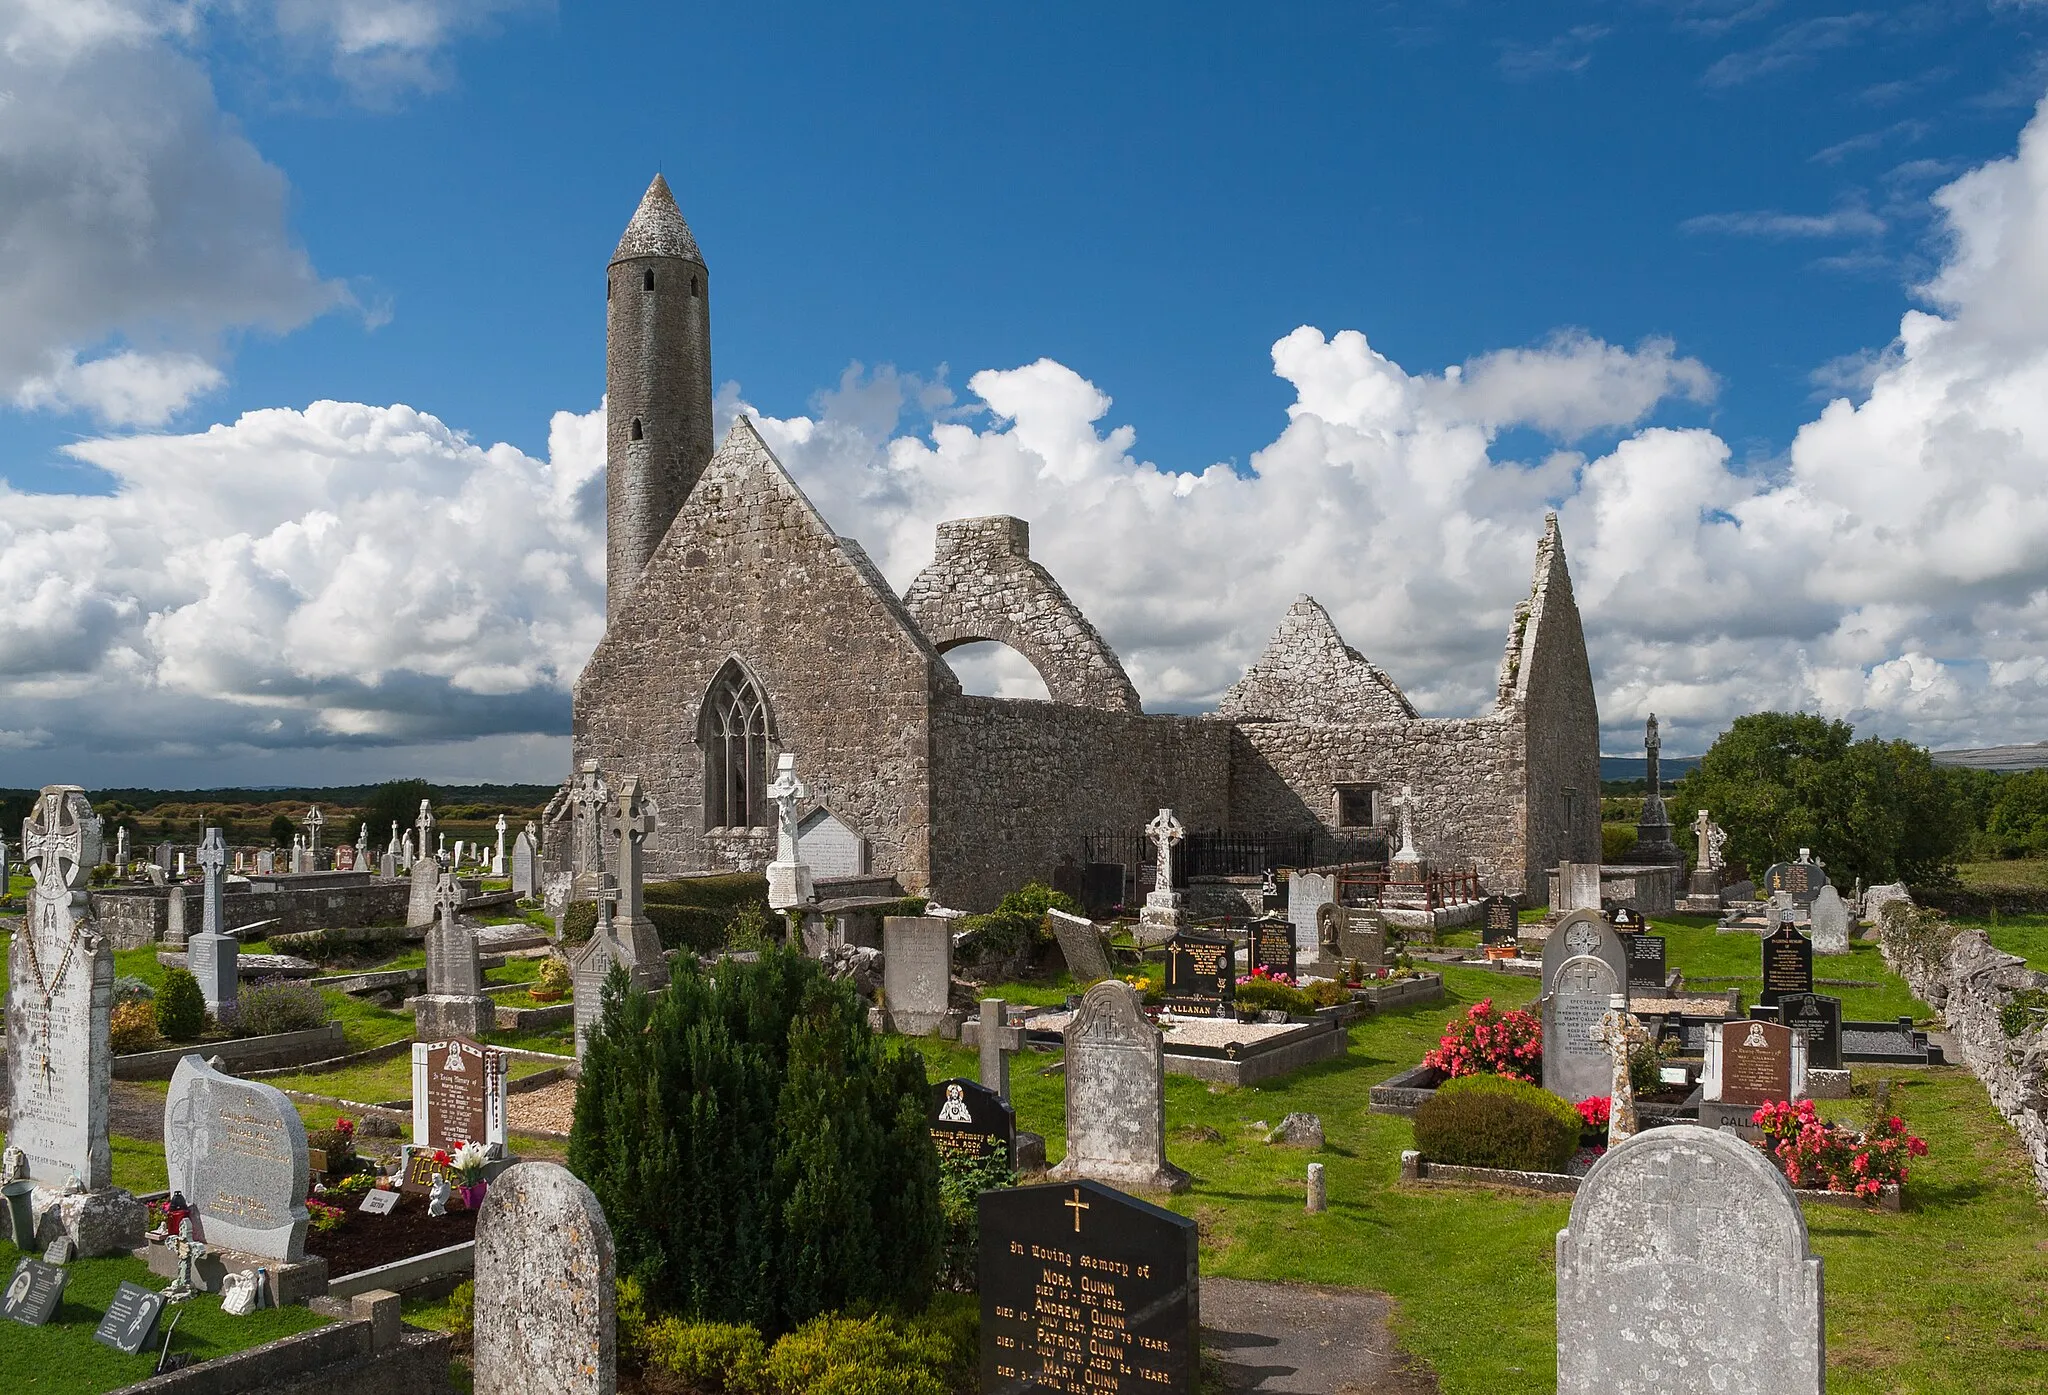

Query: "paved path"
left=1203, top=1278, right=1439, bottom=1394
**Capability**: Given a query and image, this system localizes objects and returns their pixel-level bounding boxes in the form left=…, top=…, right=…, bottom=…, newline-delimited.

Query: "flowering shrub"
left=305, top=1198, right=348, bottom=1234
left=1752, top=1098, right=1928, bottom=1197
left=1237, top=966, right=1297, bottom=988
left=1575, top=1096, right=1611, bottom=1132
left=1421, top=998, right=1542, bottom=1083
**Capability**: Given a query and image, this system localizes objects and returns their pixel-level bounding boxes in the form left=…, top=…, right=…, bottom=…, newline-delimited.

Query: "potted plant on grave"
left=445, top=1141, right=493, bottom=1209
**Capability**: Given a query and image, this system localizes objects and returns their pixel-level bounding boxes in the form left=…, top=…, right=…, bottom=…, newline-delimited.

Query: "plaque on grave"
left=1, top=1257, right=65, bottom=1326
left=94, top=1281, right=165, bottom=1354
left=1249, top=916, right=1296, bottom=980
left=1481, top=895, right=1519, bottom=946
left=1762, top=860, right=1825, bottom=905
left=413, top=1037, right=508, bottom=1153
left=399, top=1148, right=457, bottom=1196
left=1760, top=924, right=1814, bottom=1007
left=1773, top=993, right=1843, bottom=1071
left=929, top=1077, right=1017, bottom=1168
left=358, top=1187, right=401, bottom=1216
left=979, top=1179, right=1198, bottom=1395
left=1708, top=1019, right=1798, bottom=1107
left=1608, top=905, right=1642, bottom=932
left=1625, top=934, right=1666, bottom=993
left=1163, top=933, right=1234, bottom=1017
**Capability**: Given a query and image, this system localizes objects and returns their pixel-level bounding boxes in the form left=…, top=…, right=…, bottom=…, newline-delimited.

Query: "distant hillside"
left=1599, top=755, right=1703, bottom=782
left=1931, top=742, right=2048, bottom=771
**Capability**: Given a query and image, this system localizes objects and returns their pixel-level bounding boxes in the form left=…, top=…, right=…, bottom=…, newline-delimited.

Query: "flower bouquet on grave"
left=447, top=1141, right=492, bottom=1208
left=1752, top=1098, right=1927, bottom=1199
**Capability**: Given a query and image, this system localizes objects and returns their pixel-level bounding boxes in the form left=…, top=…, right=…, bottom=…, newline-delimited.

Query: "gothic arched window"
left=700, top=660, right=772, bottom=829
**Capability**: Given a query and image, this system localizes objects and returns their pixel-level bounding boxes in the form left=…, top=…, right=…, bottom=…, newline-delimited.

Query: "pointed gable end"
left=1218, top=595, right=1417, bottom=723
left=1496, top=511, right=1590, bottom=711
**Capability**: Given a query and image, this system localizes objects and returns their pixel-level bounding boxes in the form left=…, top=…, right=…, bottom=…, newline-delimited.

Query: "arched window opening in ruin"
left=630, top=417, right=643, bottom=441
left=940, top=640, right=1053, bottom=702
left=643, top=268, right=656, bottom=290
left=701, top=660, right=773, bottom=829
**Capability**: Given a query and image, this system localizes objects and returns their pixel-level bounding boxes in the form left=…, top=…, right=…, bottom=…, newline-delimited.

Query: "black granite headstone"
left=1625, top=933, right=1667, bottom=992
left=1164, top=933, right=1234, bottom=1017
left=94, top=1281, right=164, bottom=1354
left=1081, top=863, right=1125, bottom=918
left=1762, top=861, right=1827, bottom=905
left=1248, top=917, right=1296, bottom=980
left=1, top=1257, right=65, bottom=1326
left=1760, top=924, right=1814, bottom=1007
left=1842, top=1016, right=1936, bottom=1064
left=930, top=1077, right=1018, bottom=1169
left=1481, top=895, right=1519, bottom=946
left=1774, top=993, right=1844, bottom=1070
left=980, top=1179, right=1199, bottom=1395
left=1609, top=905, right=1643, bottom=932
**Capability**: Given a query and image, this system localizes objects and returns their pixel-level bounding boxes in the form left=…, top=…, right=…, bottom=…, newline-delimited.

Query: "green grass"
left=1640, top=914, right=1930, bottom=1022
left=111, top=1136, right=169, bottom=1195
left=1944, top=912, right=2048, bottom=971
left=909, top=949, right=2048, bottom=1394
left=0, top=1236, right=330, bottom=1392
left=1955, top=859, right=2048, bottom=889
left=255, top=1050, right=563, bottom=1107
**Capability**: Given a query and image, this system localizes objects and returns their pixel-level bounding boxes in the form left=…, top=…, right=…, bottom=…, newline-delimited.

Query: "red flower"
left=433, top=1149, right=451, bottom=1166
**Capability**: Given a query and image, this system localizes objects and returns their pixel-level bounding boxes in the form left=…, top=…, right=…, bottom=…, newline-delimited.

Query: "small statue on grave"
left=163, top=1218, right=208, bottom=1303
left=428, top=1173, right=451, bottom=1219
left=1592, top=994, right=1651, bottom=1144
left=0, top=1146, right=24, bottom=1183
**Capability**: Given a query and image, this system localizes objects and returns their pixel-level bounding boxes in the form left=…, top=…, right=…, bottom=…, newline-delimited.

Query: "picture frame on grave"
left=1, top=1257, right=65, bottom=1326
left=1163, top=932, right=1234, bottom=1017
left=978, top=1179, right=1199, bottom=1395
left=928, top=1077, right=1017, bottom=1169
left=94, top=1281, right=165, bottom=1354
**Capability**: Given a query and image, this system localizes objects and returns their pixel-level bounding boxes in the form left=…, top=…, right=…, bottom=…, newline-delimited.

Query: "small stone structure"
left=474, top=1162, right=617, bottom=1395
left=1048, top=981, right=1189, bottom=1194
left=1557, top=1124, right=1823, bottom=1394
left=881, top=915, right=953, bottom=1036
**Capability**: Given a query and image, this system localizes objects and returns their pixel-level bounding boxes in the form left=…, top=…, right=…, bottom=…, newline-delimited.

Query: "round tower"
left=606, top=173, right=713, bottom=616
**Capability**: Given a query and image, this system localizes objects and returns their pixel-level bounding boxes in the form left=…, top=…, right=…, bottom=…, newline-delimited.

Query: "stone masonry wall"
left=1505, top=513, right=1604, bottom=883
left=1882, top=911, right=2048, bottom=1198
left=575, top=419, right=954, bottom=891
left=1218, top=596, right=1416, bottom=725
left=93, top=883, right=412, bottom=950
left=927, top=695, right=1234, bottom=911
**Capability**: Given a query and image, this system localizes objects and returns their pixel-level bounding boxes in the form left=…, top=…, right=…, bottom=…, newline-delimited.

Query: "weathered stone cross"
left=198, top=827, right=227, bottom=937
left=978, top=997, right=1026, bottom=1103
left=416, top=799, right=436, bottom=864
left=1144, top=807, right=1184, bottom=894
left=767, top=753, right=808, bottom=864
left=614, top=775, right=659, bottom=925
left=1389, top=784, right=1420, bottom=861
left=304, top=805, right=324, bottom=858
left=571, top=761, right=611, bottom=875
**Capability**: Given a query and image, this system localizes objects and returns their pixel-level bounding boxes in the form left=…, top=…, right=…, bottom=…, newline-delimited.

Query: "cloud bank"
left=8, top=77, right=2048, bottom=778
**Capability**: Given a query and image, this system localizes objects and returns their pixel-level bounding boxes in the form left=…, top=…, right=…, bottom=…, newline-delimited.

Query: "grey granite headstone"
left=1808, top=886, right=1849, bottom=955
left=9, top=785, right=116, bottom=1191
left=1049, top=980, right=1189, bottom=1194
left=1048, top=908, right=1114, bottom=983
left=417, top=876, right=494, bottom=1039
left=1286, top=871, right=1334, bottom=965
left=407, top=857, right=439, bottom=928
left=1542, top=954, right=1620, bottom=1103
left=883, top=916, right=953, bottom=1036
left=1542, top=910, right=1628, bottom=999
left=164, top=1054, right=310, bottom=1261
left=1557, top=1124, right=1823, bottom=1394
left=473, top=1162, right=617, bottom=1395
left=572, top=928, right=625, bottom=1060
left=512, top=827, right=538, bottom=897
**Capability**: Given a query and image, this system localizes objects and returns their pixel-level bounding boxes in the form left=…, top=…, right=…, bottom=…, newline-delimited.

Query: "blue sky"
left=6, top=1, right=2048, bottom=786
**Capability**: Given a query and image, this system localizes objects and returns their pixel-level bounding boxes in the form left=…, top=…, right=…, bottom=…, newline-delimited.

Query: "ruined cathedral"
left=569, top=176, right=1602, bottom=910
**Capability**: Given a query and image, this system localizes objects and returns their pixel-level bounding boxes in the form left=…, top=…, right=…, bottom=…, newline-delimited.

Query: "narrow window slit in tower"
left=691, top=276, right=700, bottom=297
left=631, top=418, right=643, bottom=441
left=643, top=268, right=655, bottom=291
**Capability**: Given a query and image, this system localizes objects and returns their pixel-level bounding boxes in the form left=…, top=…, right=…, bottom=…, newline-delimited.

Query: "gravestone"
left=416, top=874, right=495, bottom=1038
left=929, top=1077, right=1017, bottom=1168
left=1841, top=1016, right=1933, bottom=1064
left=1762, top=859, right=1825, bottom=906
left=1249, top=916, right=1297, bottom=980
left=473, top=1162, right=616, bottom=1395
left=1049, top=980, right=1189, bottom=1193
left=1557, top=861, right=1602, bottom=912
left=153, top=842, right=173, bottom=875
left=980, top=1179, right=1199, bottom=1395
left=1808, top=886, right=1850, bottom=955
left=511, top=826, right=538, bottom=897
left=494, top=812, right=508, bottom=877
left=334, top=844, right=356, bottom=872
left=187, top=826, right=237, bottom=1015
left=1, top=1257, right=65, bottom=1325
left=1543, top=954, right=1622, bottom=1103
left=1760, top=924, right=1814, bottom=1008
left=1137, top=807, right=1188, bottom=943
left=978, top=998, right=1025, bottom=1103
left=1286, top=870, right=1335, bottom=962
left=1774, top=993, right=1844, bottom=1071
left=413, top=1037, right=509, bottom=1153
left=1556, top=1124, right=1823, bottom=1394
left=94, top=1281, right=164, bottom=1354
left=1541, top=910, right=1628, bottom=999
left=1080, top=861, right=1124, bottom=918
left=1481, top=894, right=1519, bottom=946
left=1703, top=1019, right=1806, bottom=1125
left=9, top=786, right=118, bottom=1194
left=1330, top=904, right=1386, bottom=968
left=763, top=753, right=814, bottom=912
left=164, top=1054, right=310, bottom=1260
left=1625, top=934, right=1667, bottom=994
left=572, top=923, right=626, bottom=1059
left=607, top=775, right=668, bottom=985
left=1048, top=908, right=1114, bottom=984
left=1607, top=905, right=1642, bottom=932
left=883, top=916, right=954, bottom=1036
left=256, top=850, right=275, bottom=876
left=795, top=806, right=865, bottom=877
left=1162, top=932, right=1234, bottom=1017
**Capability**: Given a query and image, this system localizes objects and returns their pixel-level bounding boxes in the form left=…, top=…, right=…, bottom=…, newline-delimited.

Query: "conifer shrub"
left=559, top=900, right=598, bottom=944
left=110, top=999, right=159, bottom=1053
left=1412, top=1073, right=1583, bottom=1174
left=154, top=968, right=207, bottom=1040
left=569, top=945, right=943, bottom=1336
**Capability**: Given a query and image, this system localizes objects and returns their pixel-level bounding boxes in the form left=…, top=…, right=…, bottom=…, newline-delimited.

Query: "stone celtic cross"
left=1144, top=808, right=1184, bottom=893
left=767, top=753, right=807, bottom=864
left=25, top=787, right=87, bottom=893
left=1389, top=785, right=1420, bottom=861
left=1693, top=808, right=1714, bottom=866
left=437, top=870, right=464, bottom=926
left=614, top=776, right=660, bottom=924
left=304, top=806, right=324, bottom=855
left=571, top=761, right=611, bottom=874
left=1592, top=996, right=1650, bottom=1143
left=416, top=800, right=435, bottom=856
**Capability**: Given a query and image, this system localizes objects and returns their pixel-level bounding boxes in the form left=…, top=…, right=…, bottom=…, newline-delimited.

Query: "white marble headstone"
left=1808, top=886, right=1850, bottom=955
left=1286, top=871, right=1334, bottom=966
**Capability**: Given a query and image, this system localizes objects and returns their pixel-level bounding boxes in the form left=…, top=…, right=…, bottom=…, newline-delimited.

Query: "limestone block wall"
left=1505, top=517, right=1603, bottom=882
left=1882, top=914, right=2048, bottom=1197
left=92, top=883, right=412, bottom=949
left=927, top=695, right=1234, bottom=910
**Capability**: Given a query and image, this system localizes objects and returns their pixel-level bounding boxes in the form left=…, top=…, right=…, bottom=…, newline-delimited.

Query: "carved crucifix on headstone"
left=1144, top=808, right=1184, bottom=895
left=1388, top=785, right=1420, bottom=864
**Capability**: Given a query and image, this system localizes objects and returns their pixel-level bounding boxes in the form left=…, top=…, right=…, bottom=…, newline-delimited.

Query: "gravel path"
left=1202, top=1278, right=1438, bottom=1394
left=507, top=1077, right=576, bottom=1137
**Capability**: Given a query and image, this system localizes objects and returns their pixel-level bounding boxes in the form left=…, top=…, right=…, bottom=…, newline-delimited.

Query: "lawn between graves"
left=0, top=1235, right=330, bottom=1393
left=944, top=918, right=2048, bottom=1395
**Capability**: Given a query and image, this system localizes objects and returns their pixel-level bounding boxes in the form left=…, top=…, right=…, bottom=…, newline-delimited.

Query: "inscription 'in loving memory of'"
left=990, top=1238, right=1171, bottom=1391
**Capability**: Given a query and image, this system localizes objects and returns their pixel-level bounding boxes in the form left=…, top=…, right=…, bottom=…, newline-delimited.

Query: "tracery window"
left=701, top=660, right=771, bottom=829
